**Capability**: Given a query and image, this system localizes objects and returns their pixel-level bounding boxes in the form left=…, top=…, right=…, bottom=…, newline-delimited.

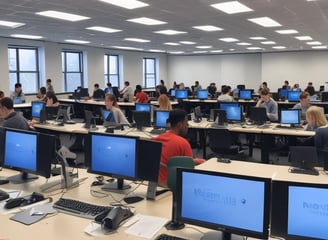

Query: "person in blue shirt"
left=104, top=82, right=113, bottom=94
left=256, top=89, right=278, bottom=122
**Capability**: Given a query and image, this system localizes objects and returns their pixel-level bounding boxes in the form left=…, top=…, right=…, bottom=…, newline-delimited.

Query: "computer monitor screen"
left=31, top=101, right=45, bottom=119
left=239, top=90, right=252, bottom=100
left=13, top=97, right=22, bottom=104
left=279, top=89, right=288, bottom=99
left=176, top=168, right=271, bottom=240
left=271, top=180, right=328, bottom=240
left=175, top=89, right=188, bottom=99
left=287, top=91, right=301, bottom=102
left=102, top=109, right=110, bottom=120
left=154, top=110, right=170, bottom=128
left=197, top=90, right=208, bottom=100
left=220, top=103, right=242, bottom=122
left=280, top=109, right=300, bottom=125
left=135, top=103, right=151, bottom=112
left=248, top=107, right=267, bottom=124
left=133, top=111, right=151, bottom=130
left=170, top=89, right=176, bottom=97
left=87, top=133, right=138, bottom=190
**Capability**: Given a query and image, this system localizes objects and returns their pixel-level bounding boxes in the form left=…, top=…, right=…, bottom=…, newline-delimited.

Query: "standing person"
left=256, top=89, right=278, bottom=121
left=292, top=91, right=311, bottom=121
left=0, top=97, right=29, bottom=130
left=10, top=83, right=25, bottom=103
left=46, top=79, right=54, bottom=93
left=153, top=109, right=205, bottom=188
left=135, top=85, right=149, bottom=103
left=120, top=81, right=134, bottom=102
left=156, top=80, right=167, bottom=95
left=158, top=94, right=172, bottom=110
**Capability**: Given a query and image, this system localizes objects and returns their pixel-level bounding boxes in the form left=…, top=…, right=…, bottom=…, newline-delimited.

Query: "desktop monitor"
left=271, top=180, right=328, bottom=240
left=279, top=88, right=288, bottom=99
left=2, top=128, right=54, bottom=183
left=210, top=109, right=226, bottom=126
left=220, top=103, right=242, bottom=122
left=175, top=89, right=188, bottom=99
left=287, top=91, right=301, bottom=102
left=31, top=101, right=45, bottom=119
left=239, top=90, right=252, bottom=100
left=13, top=97, right=22, bottom=104
left=87, top=132, right=139, bottom=190
left=248, top=107, right=267, bottom=125
left=83, top=110, right=97, bottom=129
left=133, top=111, right=151, bottom=130
left=135, top=103, right=151, bottom=112
left=170, top=89, right=176, bottom=97
left=154, top=110, right=170, bottom=128
left=197, top=90, right=209, bottom=100
left=74, top=87, right=89, bottom=99
left=289, top=146, right=319, bottom=175
left=192, top=106, right=202, bottom=122
left=280, top=109, right=300, bottom=125
left=56, top=104, right=74, bottom=123
left=176, top=168, right=271, bottom=240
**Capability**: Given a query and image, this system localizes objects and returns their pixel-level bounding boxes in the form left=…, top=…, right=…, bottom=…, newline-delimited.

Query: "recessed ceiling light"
left=127, top=17, right=166, bottom=25
left=237, top=42, right=252, bottom=46
left=86, top=26, right=121, bottom=33
left=112, top=46, right=144, bottom=51
left=211, top=1, right=253, bottom=14
left=65, top=39, right=90, bottom=44
left=196, top=46, right=212, bottom=49
left=36, top=10, right=90, bottom=22
left=179, top=41, right=196, bottom=45
left=272, top=46, right=286, bottom=49
left=11, top=34, right=43, bottom=39
left=276, top=29, right=298, bottom=34
left=306, top=41, right=322, bottom=45
left=192, top=25, right=223, bottom=31
left=0, top=20, right=25, bottom=28
left=219, top=37, right=239, bottom=42
left=229, top=49, right=235, bottom=51
left=210, top=50, right=223, bottom=53
left=124, top=38, right=150, bottom=43
left=149, top=49, right=166, bottom=53
left=261, top=41, right=276, bottom=45
left=295, top=36, right=313, bottom=41
left=312, top=46, right=327, bottom=49
left=154, top=30, right=187, bottom=35
left=164, top=42, right=180, bottom=46
left=193, top=51, right=208, bottom=54
left=247, top=47, right=262, bottom=50
left=250, top=37, right=267, bottom=40
left=248, top=17, right=281, bottom=27
left=99, top=0, right=149, bottom=9
left=169, top=51, right=184, bottom=54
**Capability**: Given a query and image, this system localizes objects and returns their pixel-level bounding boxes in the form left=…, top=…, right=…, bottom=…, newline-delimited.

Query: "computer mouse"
left=91, top=181, right=104, bottom=186
left=4, top=197, right=26, bottom=209
left=123, top=196, right=144, bottom=204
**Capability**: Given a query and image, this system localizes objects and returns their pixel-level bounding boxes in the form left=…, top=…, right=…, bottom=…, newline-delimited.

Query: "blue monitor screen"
left=220, top=103, right=242, bottom=121
left=135, top=103, right=151, bottom=112
left=31, top=101, right=45, bottom=118
left=287, top=91, right=301, bottom=102
left=175, top=89, right=188, bottom=99
left=170, top=89, right=176, bottom=97
left=90, top=134, right=138, bottom=179
left=197, top=90, right=208, bottom=100
left=3, top=129, right=37, bottom=172
left=279, top=89, right=288, bottom=98
left=239, top=90, right=252, bottom=100
left=155, top=110, right=170, bottom=128
left=280, top=110, right=300, bottom=124
left=102, top=109, right=110, bottom=120
left=177, top=168, right=271, bottom=239
left=13, top=97, right=22, bottom=104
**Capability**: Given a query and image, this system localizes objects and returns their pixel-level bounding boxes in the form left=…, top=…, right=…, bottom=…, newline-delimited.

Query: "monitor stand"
left=101, top=178, right=131, bottom=191
left=201, top=231, right=243, bottom=240
left=7, top=172, right=38, bottom=184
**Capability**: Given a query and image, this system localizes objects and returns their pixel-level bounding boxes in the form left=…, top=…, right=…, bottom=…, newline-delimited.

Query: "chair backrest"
left=207, top=128, right=232, bottom=150
left=167, top=156, right=194, bottom=191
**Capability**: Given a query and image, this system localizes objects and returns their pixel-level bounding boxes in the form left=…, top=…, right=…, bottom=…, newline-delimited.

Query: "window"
left=62, top=51, right=83, bottom=92
left=143, top=58, right=157, bottom=88
left=104, top=54, right=120, bottom=88
left=8, top=46, right=40, bottom=94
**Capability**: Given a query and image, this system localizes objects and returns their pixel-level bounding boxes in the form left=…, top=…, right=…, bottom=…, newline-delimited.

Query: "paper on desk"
left=84, top=222, right=104, bottom=237
left=125, top=214, right=168, bottom=239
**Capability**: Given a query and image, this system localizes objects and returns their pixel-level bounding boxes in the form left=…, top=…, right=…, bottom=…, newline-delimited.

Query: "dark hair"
left=40, top=87, right=46, bottom=95
left=107, top=82, right=112, bottom=87
left=260, top=88, right=270, bottom=96
left=46, top=79, right=51, bottom=83
left=299, top=91, right=310, bottom=100
left=94, top=83, right=99, bottom=88
left=124, top=81, right=130, bottom=86
left=136, top=85, right=142, bottom=92
left=0, top=91, right=4, bottom=98
left=0, top=97, right=14, bottom=110
left=222, top=86, right=231, bottom=94
left=15, top=83, right=22, bottom=88
left=105, top=93, right=119, bottom=108
left=167, top=109, right=187, bottom=127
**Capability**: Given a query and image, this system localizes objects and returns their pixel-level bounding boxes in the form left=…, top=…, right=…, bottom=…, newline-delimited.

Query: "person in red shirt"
left=153, top=109, right=205, bottom=187
left=135, top=85, right=149, bottom=103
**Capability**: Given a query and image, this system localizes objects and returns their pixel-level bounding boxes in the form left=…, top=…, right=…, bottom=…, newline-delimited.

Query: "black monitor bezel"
left=87, top=132, right=139, bottom=181
left=31, top=101, right=46, bottom=118
left=132, top=110, right=151, bottom=129
left=175, top=168, right=271, bottom=239
left=248, top=107, right=267, bottom=124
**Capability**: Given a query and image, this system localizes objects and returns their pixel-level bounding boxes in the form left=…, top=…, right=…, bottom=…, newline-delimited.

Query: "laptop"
left=13, top=97, right=22, bottom=104
left=289, top=146, right=319, bottom=175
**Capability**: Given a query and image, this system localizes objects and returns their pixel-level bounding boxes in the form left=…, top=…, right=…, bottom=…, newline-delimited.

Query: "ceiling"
left=1, top=0, right=328, bottom=55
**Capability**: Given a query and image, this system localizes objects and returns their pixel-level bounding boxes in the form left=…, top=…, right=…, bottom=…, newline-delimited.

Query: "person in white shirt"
left=120, top=81, right=134, bottom=102
left=218, top=85, right=234, bottom=102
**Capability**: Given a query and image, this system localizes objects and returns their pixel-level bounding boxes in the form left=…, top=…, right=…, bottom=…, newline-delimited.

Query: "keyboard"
left=275, top=124, right=303, bottom=129
left=154, top=234, right=187, bottom=240
left=53, top=198, right=112, bottom=219
left=149, top=128, right=166, bottom=134
left=290, top=168, right=319, bottom=176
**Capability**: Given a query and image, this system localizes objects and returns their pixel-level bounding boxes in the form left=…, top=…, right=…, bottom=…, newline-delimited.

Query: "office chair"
left=207, top=128, right=246, bottom=160
left=165, top=156, right=194, bottom=230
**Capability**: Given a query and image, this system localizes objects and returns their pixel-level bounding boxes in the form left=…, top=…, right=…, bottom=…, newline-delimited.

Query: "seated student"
left=193, top=81, right=202, bottom=93
left=256, top=89, right=278, bottom=122
left=158, top=94, right=172, bottom=110
left=304, top=82, right=315, bottom=96
left=313, top=108, right=328, bottom=165
left=104, top=93, right=129, bottom=124
left=292, top=83, right=301, bottom=91
left=0, top=91, right=4, bottom=100
left=282, top=80, right=291, bottom=90
left=153, top=109, right=205, bottom=188
left=104, top=82, right=113, bottom=94
left=10, top=83, right=26, bottom=103
left=292, top=91, right=311, bottom=121
left=218, top=85, right=233, bottom=102
left=305, top=106, right=327, bottom=131
left=46, top=92, right=59, bottom=107
left=207, top=83, right=217, bottom=98
left=135, top=85, right=149, bottom=103
left=258, top=81, right=270, bottom=94
left=36, top=87, right=47, bottom=102
left=87, top=83, right=105, bottom=100
left=0, top=97, right=29, bottom=130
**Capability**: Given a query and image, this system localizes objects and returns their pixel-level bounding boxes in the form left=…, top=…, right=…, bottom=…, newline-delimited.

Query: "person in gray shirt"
left=256, top=88, right=278, bottom=122
left=292, top=91, right=311, bottom=121
left=0, top=97, right=29, bottom=130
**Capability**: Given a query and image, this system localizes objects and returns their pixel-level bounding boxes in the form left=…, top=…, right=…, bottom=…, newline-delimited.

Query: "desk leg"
left=261, top=134, right=271, bottom=164
left=247, top=133, right=254, bottom=157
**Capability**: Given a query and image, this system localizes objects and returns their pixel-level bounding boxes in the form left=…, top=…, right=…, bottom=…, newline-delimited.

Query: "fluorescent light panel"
left=124, top=38, right=150, bottom=43
left=276, top=29, right=298, bottom=34
left=196, top=46, right=212, bottom=49
left=250, top=36, right=267, bottom=40
left=210, top=50, right=223, bottom=53
left=11, top=34, right=43, bottom=39
left=99, top=0, right=149, bottom=9
left=295, top=36, right=313, bottom=40
left=312, top=46, right=327, bottom=49
left=86, top=26, right=121, bottom=33
left=272, top=46, right=286, bottom=49
left=211, top=1, right=253, bottom=14
left=127, top=17, right=166, bottom=25
left=164, top=42, right=180, bottom=46
left=65, top=39, right=90, bottom=44
left=261, top=41, right=276, bottom=45
left=155, top=30, right=186, bottom=35
left=0, top=20, right=25, bottom=28
left=112, top=46, right=144, bottom=50
left=179, top=41, right=196, bottom=45
left=36, top=10, right=90, bottom=22
left=149, top=49, right=166, bottom=52
left=306, top=41, right=322, bottom=45
left=169, top=51, right=184, bottom=54
left=247, top=47, right=262, bottom=50
left=248, top=17, right=281, bottom=27
left=193, top=51, right=208, bottom=54
left=219, top=37, right=239, bottom=42
left=237, top=42, right=252, bottom=46
left=193, top=25, right=223, bottom=31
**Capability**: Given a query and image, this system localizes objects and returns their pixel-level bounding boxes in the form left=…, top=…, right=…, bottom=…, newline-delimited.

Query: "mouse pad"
left=10, top=203, right=55, bottom=225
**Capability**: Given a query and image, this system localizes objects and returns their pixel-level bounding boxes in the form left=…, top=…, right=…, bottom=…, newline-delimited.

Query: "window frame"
left=143, top=57, right=157, bottom=88
left=62, top=50, right=84, bottom=92
left=104, top=54, right=120, bottom=88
